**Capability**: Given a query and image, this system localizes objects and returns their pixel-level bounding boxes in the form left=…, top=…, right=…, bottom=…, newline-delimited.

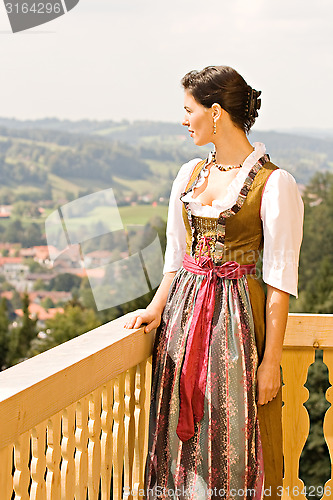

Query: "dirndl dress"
left=144, top=154, right=276, bottom=499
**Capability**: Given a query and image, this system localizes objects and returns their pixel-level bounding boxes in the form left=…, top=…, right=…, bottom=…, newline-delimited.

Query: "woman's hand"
left=256, top=284, right=289, bottom=405
left=256, top=358, right=281, bottom=405
left=124, top=271, right=176, bottom=334
left=124, top=306, right=161, bottom=334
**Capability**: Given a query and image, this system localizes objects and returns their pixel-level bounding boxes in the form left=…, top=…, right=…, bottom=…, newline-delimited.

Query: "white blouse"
left=163, top=142, right=304, bottom=297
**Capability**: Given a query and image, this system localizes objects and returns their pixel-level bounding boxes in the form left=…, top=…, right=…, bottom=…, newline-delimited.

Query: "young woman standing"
left=125, top=65, right=304, bottom=499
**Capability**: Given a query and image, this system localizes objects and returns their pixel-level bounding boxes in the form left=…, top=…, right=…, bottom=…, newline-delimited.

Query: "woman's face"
left=182, top=91, right=214, bottom=146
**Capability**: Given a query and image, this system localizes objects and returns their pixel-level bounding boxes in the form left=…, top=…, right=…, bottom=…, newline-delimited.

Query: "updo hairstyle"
left=181, top=66, right=261, bottom=134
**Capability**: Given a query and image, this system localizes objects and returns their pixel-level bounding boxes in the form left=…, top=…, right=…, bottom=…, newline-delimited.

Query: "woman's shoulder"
left=264, top=167, right=300, bottom=192
left=173, top=157, right=203, bottom=187
left=261, top=167, right=304, bottom=215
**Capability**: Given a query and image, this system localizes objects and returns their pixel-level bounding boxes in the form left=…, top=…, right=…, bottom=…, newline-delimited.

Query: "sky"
left=0, top=0, right=332, bottom=131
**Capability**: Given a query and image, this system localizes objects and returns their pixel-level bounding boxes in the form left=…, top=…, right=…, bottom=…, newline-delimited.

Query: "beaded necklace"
left=211, top=150, right=242, bottom=171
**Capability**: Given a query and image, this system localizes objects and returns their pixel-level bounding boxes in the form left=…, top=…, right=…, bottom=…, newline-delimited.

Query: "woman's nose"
left=182, top=117, right=189, bottom=126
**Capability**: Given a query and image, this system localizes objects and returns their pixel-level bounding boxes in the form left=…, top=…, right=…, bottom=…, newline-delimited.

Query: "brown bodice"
left=181, top=157, right=279, bottom=266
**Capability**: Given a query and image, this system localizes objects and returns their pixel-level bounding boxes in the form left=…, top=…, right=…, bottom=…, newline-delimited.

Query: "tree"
left=4, top=219, right=25, bottom=244
left=41, top=297, right=54, bottom=310
left=29, top=304, right=101, bottom=355
left=0, top=298, right=9, bottom=370
left=291, top=171, right=333, bottom=314
left=33, top=278, right=48, bottom=291
left=7, top=293, right=38, bottom=366
left=47, top=273, right=82, bottom=292
left=27, top=259, right=47, bottom=274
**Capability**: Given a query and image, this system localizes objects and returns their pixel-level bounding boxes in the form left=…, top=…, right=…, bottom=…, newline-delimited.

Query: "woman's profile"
left=125, top=65, right=304, bottom=499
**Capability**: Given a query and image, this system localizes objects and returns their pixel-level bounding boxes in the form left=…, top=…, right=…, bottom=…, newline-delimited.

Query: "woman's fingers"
left=144, top=317, right=160, bottom=334
left=257, top=384, right=280, bottom=405
left=124, top=316, right=140, bottom=328
left=134, top=316, right=144, bottom=329
left=256, top=360, right=281, bottom=405
left=124, top=310, right=160, bottom=332
left=124, top=309, right=144, bottom=328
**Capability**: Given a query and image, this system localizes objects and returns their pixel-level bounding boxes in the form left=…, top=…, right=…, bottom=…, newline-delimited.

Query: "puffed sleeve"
left=163, top=158, right=202, bottom=274
left=260, top=169, right=304, bottom=297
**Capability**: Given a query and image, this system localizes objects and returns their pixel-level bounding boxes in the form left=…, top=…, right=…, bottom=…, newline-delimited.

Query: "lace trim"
left=180, top=154, right=270, bottom=264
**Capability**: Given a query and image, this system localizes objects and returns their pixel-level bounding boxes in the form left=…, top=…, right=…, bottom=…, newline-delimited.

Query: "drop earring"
left=213, top=120, right=217, bottom=134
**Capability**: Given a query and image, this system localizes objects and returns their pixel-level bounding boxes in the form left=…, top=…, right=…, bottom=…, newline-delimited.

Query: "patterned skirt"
left=144, top=265, right=264, bottom=499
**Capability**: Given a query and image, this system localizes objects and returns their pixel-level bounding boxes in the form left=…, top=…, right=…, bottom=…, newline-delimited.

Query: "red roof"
left=0, top=257, right=23, bottom=266
left=28, top=291, right=71, bottom=302
left=15, top=303, right=64, bottom=321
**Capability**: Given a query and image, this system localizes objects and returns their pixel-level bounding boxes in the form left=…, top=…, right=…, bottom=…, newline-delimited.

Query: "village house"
left=0, top=257, right=29, bottom=287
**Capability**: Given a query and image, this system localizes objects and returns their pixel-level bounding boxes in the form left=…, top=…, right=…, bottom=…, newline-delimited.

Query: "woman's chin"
left=193, top=137, right=208, bottom=147
left=192, top=136, right=202, bottom=146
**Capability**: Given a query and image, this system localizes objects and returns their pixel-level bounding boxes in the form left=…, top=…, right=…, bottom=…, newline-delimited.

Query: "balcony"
left=0, top=313, right=332, bottom=499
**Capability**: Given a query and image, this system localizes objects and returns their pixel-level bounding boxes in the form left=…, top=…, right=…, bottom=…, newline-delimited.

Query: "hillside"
left=0, top=118, right=332, bottom=205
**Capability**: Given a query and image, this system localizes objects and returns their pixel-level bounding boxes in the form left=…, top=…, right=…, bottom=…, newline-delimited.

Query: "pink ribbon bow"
left=176, top=253, right=256, bottom=442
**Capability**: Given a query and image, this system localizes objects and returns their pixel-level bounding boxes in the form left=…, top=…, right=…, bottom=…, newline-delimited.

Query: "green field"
left=0, top=204, right=168, bottom=234
left=119, top=204, right=168, bottom=225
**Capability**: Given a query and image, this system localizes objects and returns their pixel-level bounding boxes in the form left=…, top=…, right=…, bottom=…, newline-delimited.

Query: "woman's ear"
left=211, top=102, right=222, bottom=121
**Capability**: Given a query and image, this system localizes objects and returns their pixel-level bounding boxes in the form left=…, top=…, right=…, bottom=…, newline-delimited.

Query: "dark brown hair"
left=181, top=65, right=261, bottom=134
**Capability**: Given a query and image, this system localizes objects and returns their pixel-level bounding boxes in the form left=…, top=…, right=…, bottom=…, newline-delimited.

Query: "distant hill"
left=0, top=118, right=332, bottom=204
left=275, top=127, right=333, bottom=140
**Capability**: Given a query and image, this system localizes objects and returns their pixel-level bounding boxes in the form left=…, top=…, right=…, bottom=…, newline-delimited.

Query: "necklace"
left=211, top=151, right=242, bottom=171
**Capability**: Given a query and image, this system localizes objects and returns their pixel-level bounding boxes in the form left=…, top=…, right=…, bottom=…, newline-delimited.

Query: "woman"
left=125, top=66, right=303, bottom=499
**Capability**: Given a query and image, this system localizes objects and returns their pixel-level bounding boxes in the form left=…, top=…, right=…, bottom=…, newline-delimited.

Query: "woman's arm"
left=257, top=168, right=303, bottom=404
left=124, top=159, right=201, bottom=334
left=256, top=284, right=290, bottom=405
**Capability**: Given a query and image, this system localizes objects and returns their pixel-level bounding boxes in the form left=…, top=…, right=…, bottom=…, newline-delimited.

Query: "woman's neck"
left=212, top=129, right=254, bottom=166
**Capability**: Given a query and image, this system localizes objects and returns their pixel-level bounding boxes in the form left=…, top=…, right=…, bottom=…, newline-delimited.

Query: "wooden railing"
left=0, top=313, right=332, bottom=499
left=281, top=314, right=333, bottom=499
left=0, top=314, right=155, bottom=500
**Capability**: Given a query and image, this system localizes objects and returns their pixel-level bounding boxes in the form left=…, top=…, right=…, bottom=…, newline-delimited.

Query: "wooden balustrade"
left=281, top=314, right=333, bottom=500
left=0, top=314, right=154, bottom=500
left=0, top=313, right=332, bottom=499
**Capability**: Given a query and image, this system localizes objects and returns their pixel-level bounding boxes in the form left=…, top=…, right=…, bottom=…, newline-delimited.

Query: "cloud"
left=0, top=0, right=331, bottom=129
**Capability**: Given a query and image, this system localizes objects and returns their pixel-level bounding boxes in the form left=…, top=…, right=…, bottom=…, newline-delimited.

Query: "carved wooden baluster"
left=13, top=431, right=31, bottom=500
left=87, top=387, right=102, bottom=500
left=61, top=403, right=76, bottom=499
left=281, top=348, right=315, bottom=499
left=124, top=367, right=136, bottom=500
left=45, top=413, right=62, bottom=500
left=322, top=350, right=333, bottom=498
left=132, top=360, right=148, bottom=500
left=30, top=421, right=47, bottom=499
left=0, top=444, right=14, bottom=499
left=144, top=359, right=152, bottom=463
left=101, top=380, right=114, bottom=500
left=113, top=372, right=125, bottom=500
left=75, top=396, right=89, bottom=500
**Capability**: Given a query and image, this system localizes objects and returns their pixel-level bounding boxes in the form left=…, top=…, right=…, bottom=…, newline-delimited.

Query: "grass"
left=119, top=205, right=168, bottom=225
left=59, top=204, right=168, bottom=228
left=112, top=176, right=157, bottom=195
left=48, top=174, right=82, bottom=197
left=0, top=205, right=168, bottom=235
left=144, top=160, right=179, bottom=178
left=0, top=134, right=71, bottom=151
